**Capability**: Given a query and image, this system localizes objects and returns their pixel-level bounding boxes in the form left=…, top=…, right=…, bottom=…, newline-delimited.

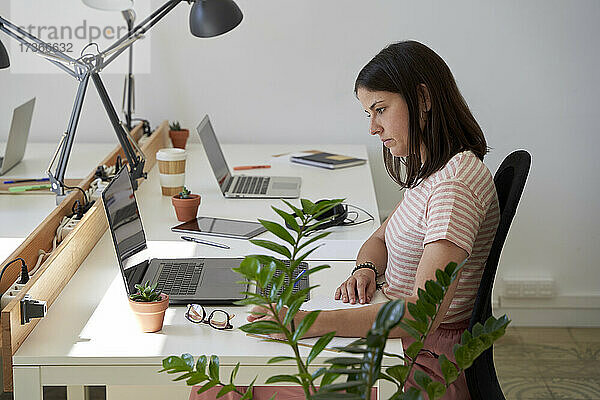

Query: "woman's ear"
left=418, top=83, right=431, bottom=112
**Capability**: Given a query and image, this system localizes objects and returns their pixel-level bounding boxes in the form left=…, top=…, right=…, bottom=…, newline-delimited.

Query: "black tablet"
left=171, top=216, right=267, bottom=239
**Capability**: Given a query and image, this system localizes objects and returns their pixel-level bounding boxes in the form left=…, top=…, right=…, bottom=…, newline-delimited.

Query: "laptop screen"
left=102, top=167, right=150, bottom=294
left=196, top=115, right=231, bottom=192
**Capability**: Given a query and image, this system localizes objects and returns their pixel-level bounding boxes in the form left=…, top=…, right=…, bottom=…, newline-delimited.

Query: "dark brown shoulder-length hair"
left=355, top=41, right=488, bottom=189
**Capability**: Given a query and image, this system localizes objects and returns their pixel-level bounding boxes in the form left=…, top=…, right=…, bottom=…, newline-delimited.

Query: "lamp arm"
left=0, top=16, right=87, bottom=77
left=47, top=73, right=91, bottom=199
left=97, top=0, right=183, bottom=71
left=91, top=72, right=146, bottom=188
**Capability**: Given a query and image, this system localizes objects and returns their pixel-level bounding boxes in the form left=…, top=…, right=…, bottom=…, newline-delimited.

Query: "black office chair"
left=465, top=150, right=532, bottom=400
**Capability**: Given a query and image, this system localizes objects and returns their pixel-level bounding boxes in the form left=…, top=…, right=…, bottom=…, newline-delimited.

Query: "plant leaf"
left=229, top=362, right=240, bottom=384
left=292, top=310, right=321, bottom=342
left=258, top=218, right=295, bottom=246
left=300, top=198, right=316, bottom=214
left=239, top=321, right=282, bottom=335
left=196, top=355, right=207, bottom=374
left=413, top=369, right=432, bottom=391
left=438, top=354, right=459, bottom=385
left=272, top=206, right=300, bottom=233
left=267, top=356, right=296, bottom=364
left=307, top=331, right=336, bottom=365
left=208, top=355, right=220, bottom=381
left=195, top=381, right=218, bottom=395
left=217, top=384, right=237, bottom=398
left=324, top=357, right=364, bottom=366
left=426, top=380, right=446, bottom=400
left=264, top=374, right=301, bottom=385
left=407, top=302, right=427, bottom=325
left=249, top=239, right=292, bottom=259
left=297, top=231, right=331, bottom=251
left=405, top=341, right=424, bottom=360
left=435, top=269, right=451, bottom=287
left=425, top=280, right=443, bottom=302
left=386, top=364, right=410, bottom=382
left=319, top=380, right=366, bottom=392
left=373, top=299, right=406, bottom=331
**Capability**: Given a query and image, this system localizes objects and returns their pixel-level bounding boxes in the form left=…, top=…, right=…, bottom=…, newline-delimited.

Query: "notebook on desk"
left=196, top=115, right=301, bottom=198
left=0, top=98, right=35, bottom=175
left=101, top=166, right=248, bottom=305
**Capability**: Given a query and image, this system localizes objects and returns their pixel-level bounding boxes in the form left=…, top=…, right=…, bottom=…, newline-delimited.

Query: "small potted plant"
left=171, top=186, right=201, bottom=222
left=168, top=121, right=189, bottom=149
left=128, top=281, right=169, bottom=333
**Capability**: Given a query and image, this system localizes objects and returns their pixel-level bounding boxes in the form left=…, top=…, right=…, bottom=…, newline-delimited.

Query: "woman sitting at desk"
left=194, top=41, right=500, bottom=400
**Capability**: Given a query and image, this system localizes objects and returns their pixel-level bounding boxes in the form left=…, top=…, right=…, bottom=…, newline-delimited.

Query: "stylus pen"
left=181, top=236, right=230, bottom=249
left=293, top=269, right=307, bottom=288
left=3, top=178, right=50, bottom=184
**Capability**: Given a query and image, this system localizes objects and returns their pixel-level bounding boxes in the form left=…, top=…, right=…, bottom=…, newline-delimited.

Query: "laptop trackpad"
left=199, top=265, right=245, bottom=299
left=272, top=182, right=298, bottom=190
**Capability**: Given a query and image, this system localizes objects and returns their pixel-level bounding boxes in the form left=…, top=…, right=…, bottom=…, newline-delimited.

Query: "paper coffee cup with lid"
left=156, top=148, right=186, bottom=196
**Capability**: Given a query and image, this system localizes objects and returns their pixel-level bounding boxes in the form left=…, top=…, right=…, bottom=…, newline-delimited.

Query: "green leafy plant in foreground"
left=169, top=121, right=182, bottom=131
left=159, top=198, right=510, bottom=399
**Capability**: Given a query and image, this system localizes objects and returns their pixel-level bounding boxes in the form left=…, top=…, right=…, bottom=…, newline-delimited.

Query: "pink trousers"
left=402, top=319, right=472, bottom=400
left=190, top=320, right=471, bottom=399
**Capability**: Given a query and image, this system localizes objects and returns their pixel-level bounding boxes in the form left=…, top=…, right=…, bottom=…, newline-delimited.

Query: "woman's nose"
left=370, top=120, right=381, bottom=135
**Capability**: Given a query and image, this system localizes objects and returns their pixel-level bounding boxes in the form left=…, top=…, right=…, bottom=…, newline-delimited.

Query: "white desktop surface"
left=10, top=143, right=396, bottom=399
left=13, top=234, right=401, bottom=399
left=136, top=143, right=380, bottom=260
left=0, top=142, right=116, bottom=261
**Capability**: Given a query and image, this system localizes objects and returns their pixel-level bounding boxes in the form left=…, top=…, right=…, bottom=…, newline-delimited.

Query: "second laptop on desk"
left=197, top=115, right=301, bottom=198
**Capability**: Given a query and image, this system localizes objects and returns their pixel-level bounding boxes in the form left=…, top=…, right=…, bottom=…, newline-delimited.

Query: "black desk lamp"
left=0, top=0, right=243, bottom=201
left=0, top=38, right=9, bottom=68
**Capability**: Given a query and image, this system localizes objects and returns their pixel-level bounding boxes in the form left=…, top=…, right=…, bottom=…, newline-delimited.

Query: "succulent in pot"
left=168, top=121, right=189, bottom=149
left=171, top=186, right=201, bottom=222
left=128, top=281, right=169, bottom=333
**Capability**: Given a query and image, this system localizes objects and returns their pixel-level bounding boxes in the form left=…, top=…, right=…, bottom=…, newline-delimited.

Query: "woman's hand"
left=335, top=269, right=376, bottom=304
left=247, top=304, right=309, bottom=340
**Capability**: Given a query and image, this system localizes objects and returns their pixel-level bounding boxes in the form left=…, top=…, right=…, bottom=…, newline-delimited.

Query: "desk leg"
left=67, top=385, right=85, bottom=400
left=13, top=366, right=42, bottom=400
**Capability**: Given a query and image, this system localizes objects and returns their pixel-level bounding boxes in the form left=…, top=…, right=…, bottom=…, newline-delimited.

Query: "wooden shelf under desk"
left=0, top=121, right=169, bottom=392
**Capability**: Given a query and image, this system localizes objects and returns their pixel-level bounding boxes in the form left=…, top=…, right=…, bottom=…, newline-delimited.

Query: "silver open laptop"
left=0, top=98, right=35, bottom=175
left=102, top=166, right=247, bottom=305
left=196, top=115, right=301, bottom=198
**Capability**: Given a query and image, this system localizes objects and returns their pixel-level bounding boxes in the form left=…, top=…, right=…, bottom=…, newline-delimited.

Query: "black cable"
left=0, top=258, right=27, bottom=287
left=341, top=204, right=375, bottom=227
left=58, top=179, right=89, bottom=206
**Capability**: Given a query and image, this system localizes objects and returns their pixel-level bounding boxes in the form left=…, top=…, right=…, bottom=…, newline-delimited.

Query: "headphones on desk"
left=285, top=200, right=374, bottom=232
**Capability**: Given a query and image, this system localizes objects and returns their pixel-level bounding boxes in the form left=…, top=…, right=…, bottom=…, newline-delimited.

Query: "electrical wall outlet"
left=502, top=278, right=556, bottom=298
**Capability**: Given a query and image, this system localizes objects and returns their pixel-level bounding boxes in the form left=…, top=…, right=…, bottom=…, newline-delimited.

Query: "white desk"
left=0, top=142, right=116, bottom=262
left=13, top=236, right=401, bottom=399
left=11, top=143, right=398, bottom=399
left=136, top=144, right=380, bottom=260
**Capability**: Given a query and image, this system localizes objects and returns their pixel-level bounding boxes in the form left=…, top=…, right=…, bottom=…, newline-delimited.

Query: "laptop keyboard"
left=156, top=261, right=204, bottom=296
left=231, top=176, right=270, bottom=195
left=257, top=261, right=310, bottom=301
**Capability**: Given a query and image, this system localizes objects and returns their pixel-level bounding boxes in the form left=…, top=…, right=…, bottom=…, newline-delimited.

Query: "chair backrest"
left=465, top=150, right=531, bottom=400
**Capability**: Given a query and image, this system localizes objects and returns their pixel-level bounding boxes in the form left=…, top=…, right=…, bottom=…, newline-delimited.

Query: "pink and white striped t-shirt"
left=383, top=151, right=500, bottom=323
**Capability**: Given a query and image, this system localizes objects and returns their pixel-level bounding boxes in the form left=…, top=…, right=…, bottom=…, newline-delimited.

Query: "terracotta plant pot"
left=169, top=129, right=190, bottom=149
left=171, top=194, right=201, bottom=222
left=128, top=293, right=169, bottom=333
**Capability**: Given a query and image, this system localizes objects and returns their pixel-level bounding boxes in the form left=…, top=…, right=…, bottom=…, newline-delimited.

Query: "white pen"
left=181, top=236, right=230, bottom=249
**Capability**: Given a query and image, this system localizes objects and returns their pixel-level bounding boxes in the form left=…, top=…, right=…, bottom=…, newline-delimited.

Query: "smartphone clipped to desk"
left=171, top=216, right=267, bottom=240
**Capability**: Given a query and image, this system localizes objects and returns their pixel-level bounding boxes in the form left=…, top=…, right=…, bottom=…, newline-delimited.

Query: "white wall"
left=1, top=0, right=599, bottom=324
